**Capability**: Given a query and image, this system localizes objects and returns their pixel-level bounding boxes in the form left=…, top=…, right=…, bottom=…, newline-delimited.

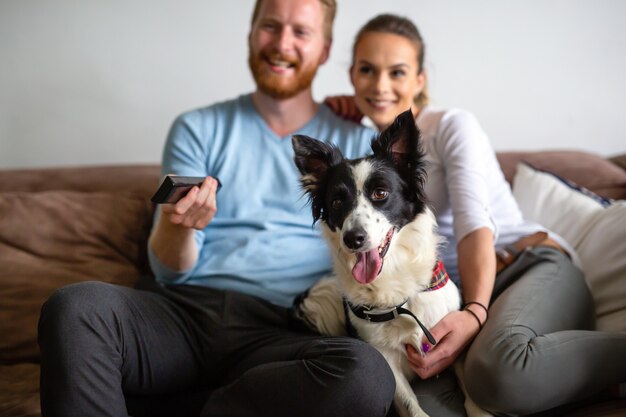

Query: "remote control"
left=151, top=175, right=221, bottom=204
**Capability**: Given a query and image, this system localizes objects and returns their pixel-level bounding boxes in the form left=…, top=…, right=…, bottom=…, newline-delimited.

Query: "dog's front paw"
left=406, top=405, right=430, bottom=417
left=407, top=335, right=428, bottom=357
left=395, top=392, right=430, bottom=417
left=464, top=398, right=493, bottom=417
left=294, top=277, right=346, bottom=336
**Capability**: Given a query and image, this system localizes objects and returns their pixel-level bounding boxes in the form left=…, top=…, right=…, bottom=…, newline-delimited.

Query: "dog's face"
left=293, top=110, right=427, bottom=285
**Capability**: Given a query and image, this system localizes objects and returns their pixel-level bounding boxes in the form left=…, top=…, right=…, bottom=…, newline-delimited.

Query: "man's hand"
left=160, top=176, right=219, bottom=230
left=406, top=309, right=482, bottom=379
left=149, top=176, right=219, bottom=272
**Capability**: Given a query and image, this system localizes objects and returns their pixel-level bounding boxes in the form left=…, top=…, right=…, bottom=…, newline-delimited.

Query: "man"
left=38, top=1, right=395, bottom=416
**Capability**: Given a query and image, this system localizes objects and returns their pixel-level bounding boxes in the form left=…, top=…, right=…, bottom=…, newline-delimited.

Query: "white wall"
left=1, top=0, right=625, bottom=168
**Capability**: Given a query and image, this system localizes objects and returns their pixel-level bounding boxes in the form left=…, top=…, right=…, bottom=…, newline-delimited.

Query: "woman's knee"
left=464, top=251, right=597, bottom=413
left=463, top=345, right=512, bottom=413
left=463, top=333, right=544, bottom=415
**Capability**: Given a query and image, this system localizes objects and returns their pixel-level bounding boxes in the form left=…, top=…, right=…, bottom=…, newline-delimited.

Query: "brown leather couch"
left=1, top=152, right=625, bottom=417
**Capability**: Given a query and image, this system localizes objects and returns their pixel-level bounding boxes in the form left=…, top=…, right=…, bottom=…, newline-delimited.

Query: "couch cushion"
left=512, top=163, right=626, bottom=332
left=0, top=191, right=153, bottom=362
left=0, top=164, right=161, bottom=199
left=0, top=363, right=40, bottom=417
left=609, top=153, right=626, bottom=172
left=497, top=151, right=626, bottom=200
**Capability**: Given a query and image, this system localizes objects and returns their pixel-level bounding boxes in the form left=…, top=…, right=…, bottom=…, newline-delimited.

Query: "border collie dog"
left=292, top=110, right=487, bottom=417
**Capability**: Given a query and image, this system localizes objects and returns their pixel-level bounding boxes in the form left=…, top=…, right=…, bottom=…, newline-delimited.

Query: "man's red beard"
left=248, top=49, right=319, bottom=99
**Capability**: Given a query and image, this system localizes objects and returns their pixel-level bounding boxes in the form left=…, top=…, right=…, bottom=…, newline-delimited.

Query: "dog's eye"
left=371, top=189, right=389, bottom=201
left=331, top=199, right=343, bottom=210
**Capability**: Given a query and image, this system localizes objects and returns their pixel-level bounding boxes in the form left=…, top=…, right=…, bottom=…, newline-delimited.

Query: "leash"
left=344, top=298, right=438, bottom=346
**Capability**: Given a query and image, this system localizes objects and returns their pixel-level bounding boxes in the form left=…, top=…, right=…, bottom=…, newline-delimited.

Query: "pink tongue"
left=352, top=248, right=382, bottom=284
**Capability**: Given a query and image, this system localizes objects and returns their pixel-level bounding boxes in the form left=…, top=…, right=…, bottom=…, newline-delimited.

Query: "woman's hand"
left=406, top=309, right=482, bottom=379
left=160, top=176, right=219, bottom=230
left=323, top=95, right=364, bottom=123
left=406, top=227, right=494, bottom=378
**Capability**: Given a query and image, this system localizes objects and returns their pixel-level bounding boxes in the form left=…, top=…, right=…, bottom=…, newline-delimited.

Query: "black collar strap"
left=344, top=298, right=437, bottom=346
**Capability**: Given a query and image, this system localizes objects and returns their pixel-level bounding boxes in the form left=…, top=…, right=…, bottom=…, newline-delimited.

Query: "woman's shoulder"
left=417, top=106, right=490, bottom=158
left=418, top=107, right=486, bottom=147
left=418, top=106, right=481, bottom=130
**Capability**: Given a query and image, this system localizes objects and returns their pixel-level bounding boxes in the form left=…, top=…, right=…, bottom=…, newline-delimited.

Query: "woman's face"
left=350, top=32, right=425, bottom=129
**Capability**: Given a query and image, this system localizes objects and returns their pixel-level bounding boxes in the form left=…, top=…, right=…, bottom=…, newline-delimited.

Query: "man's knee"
left=321, top=338, right=395, bottom=417
left=301, top=338, right=395, bottom=416
left=38, top=281, right=124, bottom=342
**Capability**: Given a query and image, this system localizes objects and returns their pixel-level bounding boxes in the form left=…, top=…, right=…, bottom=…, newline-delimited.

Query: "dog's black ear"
left=371, top=109, right=427, bottom=200
left=371, top=109, right=422, bottom=164
left=292, top=135, right=343, bottom=193
left=292, top=135, right=344, bottom=224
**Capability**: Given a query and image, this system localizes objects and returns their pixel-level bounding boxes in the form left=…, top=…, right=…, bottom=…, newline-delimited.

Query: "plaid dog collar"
left=424, top=259, right=449, bottom=291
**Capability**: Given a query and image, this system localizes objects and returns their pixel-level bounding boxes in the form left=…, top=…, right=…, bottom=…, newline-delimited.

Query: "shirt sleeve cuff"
left=147, top=244, right=195, bottom=284
left=454, top=214, right=497, bottom=244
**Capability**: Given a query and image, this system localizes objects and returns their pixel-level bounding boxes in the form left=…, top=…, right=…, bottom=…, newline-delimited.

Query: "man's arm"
left=149, top=110, right=218, bottom=275
left=149, top=177, right=219, bottom=272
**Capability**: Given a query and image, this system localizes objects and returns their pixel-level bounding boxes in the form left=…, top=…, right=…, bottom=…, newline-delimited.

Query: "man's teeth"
left=269, top=59, right=292, bottom=68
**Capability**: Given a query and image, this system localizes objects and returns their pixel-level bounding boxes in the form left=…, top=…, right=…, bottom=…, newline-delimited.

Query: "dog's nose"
left=343, top=228, right=367, bottom=250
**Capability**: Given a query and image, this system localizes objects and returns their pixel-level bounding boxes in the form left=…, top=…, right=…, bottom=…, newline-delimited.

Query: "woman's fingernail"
left=422, top=343, right=430, bottom=353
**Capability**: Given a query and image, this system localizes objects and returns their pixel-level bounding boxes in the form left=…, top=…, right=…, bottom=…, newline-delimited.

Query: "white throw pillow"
left=512, top=163, right=626, bottom=332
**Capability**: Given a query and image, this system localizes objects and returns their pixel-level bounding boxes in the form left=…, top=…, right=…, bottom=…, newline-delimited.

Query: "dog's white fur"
left=296, top=160, right=490, bottom=417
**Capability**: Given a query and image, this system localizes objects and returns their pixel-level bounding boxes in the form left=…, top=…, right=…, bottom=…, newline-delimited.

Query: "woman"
left=326, top=14, right=626, bottom=417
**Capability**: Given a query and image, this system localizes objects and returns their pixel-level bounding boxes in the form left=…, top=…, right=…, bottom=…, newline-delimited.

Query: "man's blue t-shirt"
left=149, top=94, right=376, bottom=307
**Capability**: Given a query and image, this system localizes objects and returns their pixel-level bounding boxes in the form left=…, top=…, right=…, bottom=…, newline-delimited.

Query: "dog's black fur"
left=291, top=110, right=489, bottom=417
left=293, top=109, right=427, bottom=235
